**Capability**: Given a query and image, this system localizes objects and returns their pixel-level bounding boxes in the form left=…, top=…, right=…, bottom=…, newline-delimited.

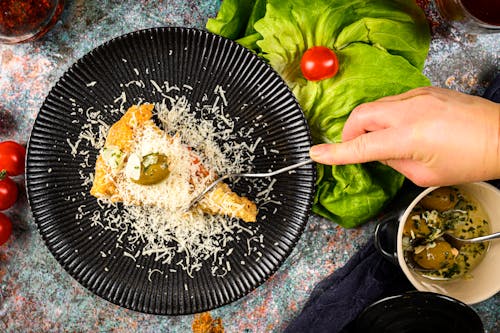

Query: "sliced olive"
left=413, top=241, right=456, bottom=270
left=131, top=153, right=170, bottom=185
left=420, top=187, right=458, bottom=212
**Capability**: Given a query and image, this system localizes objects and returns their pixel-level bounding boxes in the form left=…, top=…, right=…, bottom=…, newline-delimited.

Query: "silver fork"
left=442, top=231, right=500, bottom=249
left=186, top=158, right=314, bottom=210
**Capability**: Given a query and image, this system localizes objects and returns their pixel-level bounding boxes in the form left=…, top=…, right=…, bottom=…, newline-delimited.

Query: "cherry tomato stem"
left=0, top=141, right=26, bottom=176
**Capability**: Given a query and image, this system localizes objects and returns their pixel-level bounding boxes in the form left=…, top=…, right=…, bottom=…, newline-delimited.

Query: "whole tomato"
left=300, top=46, right=339, bottom=81
left=0, top=171, right=18, bottom=210
left=0, top=141, right=26, bottom=176
left=0, top=212, right=12, bottom=245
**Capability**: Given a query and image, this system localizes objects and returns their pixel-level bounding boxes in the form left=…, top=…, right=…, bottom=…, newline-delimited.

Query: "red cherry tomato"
left=0, top=171, right=18, bottom=210
left=300, top=46, right=339, bottom=81
left=0, top=141, right=26, bottom=176
left=0, top=212, right=12, bottom=245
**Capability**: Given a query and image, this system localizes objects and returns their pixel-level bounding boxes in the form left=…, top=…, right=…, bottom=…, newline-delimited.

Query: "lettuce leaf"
left=206, top=0, right=266, bottom=52
left=207, top=0, right=430, bottom=228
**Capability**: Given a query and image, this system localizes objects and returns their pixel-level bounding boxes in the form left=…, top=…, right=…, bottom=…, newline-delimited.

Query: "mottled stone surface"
left=0, top=1, right=498, bottom=332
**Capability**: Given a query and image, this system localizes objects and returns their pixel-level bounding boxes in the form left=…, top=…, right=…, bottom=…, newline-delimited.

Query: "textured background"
left=0, top=0, right=499, bottom=332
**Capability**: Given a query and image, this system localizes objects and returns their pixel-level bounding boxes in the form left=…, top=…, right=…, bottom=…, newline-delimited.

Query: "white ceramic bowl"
left=396, top=182, right=500, bottom=305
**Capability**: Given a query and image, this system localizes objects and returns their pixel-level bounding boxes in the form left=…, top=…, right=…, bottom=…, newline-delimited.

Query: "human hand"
left=309, top=87, right=500, bottom=186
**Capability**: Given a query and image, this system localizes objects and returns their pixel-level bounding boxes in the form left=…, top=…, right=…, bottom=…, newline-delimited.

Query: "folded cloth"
left=284, top=76, right=500, bottom=333
left=283, top=239, right=413, bottom=333
left=483, top=73, right=500, bottom=102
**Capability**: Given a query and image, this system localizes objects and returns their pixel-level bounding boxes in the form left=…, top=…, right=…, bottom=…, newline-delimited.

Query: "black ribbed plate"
left=26, top=27, right=314, bottom=315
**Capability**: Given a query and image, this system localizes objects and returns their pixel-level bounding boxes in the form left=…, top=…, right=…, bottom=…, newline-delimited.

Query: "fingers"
left=311, top=86, right=444, bottom=165
left=342, top=99, right=411, bottom=142
left=341, top=104, right=387, bottom=141
left=310, top=127, right=411, bottom=165
left=375, top=86, right=439, bottom=103
left=309, top=141, right=445, bottom=187
left=342, top=87, right=439, bottom=142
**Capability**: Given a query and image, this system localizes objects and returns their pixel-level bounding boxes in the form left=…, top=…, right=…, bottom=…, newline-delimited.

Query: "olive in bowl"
left=402, top=186, right=489, bottom=280
left=375, top=182, right=500, bottom=305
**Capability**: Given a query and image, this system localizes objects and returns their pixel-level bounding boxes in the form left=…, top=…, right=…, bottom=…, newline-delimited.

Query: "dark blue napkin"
left=483, top=73, right=500, bottom=102
left=284, top=239, right=412, bottom=333
left=285, top=76, right=500, bottom=333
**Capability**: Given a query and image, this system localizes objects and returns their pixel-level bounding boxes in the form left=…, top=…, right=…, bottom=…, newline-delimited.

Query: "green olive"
left=420, top=187, right=458, bottom=212
left=403, top=212, right=431, bottom=238
left=413, top=241, right=456, bottom=270
left=132, top=153, right=170, bottom=185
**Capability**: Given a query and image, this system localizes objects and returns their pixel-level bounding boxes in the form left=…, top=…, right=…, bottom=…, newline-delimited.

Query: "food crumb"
left=192, top=312, right=224, bottom=333
left=445, top=76, right=455, bottom=87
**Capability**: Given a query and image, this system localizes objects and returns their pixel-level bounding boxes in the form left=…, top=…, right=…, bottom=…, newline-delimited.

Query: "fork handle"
left=187, top=158, right=314, bottom=210
left=458, top=231, right=500, bottom=243
left=236, top=158, right=314, bottom=178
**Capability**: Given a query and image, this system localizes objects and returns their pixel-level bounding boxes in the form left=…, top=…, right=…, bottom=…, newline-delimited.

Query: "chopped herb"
left=442, top=263, right=461, bottom=279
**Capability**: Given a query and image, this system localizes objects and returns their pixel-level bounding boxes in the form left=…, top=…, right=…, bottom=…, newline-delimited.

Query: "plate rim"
left=25, top=26, right=316, bottom=315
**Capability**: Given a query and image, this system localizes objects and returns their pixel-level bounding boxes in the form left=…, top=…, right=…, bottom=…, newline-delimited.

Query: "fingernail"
left=309, top=144, right=328, bottom=158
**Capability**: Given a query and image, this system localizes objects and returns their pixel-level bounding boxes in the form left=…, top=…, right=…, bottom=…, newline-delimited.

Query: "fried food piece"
left=201, top=182, right=258, bottom=223
left=192, top=312, right=224, bottom=333
left=90, top=104, right=258, bottom=222
left=90, top=104, right=154, bottom=200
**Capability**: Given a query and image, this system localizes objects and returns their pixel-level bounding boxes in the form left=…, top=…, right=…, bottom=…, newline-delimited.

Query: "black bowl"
left=26, top=27, right=315, bottom=315
left=354, top=291, right=484, bottom=333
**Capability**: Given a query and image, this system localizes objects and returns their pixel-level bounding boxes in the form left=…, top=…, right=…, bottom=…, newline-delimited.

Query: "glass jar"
left=0, top=0, right=65, bottom=44
left=435, top=0, right=500, bottom=33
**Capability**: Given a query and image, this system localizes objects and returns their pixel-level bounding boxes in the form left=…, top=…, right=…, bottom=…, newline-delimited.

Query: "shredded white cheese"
left=71, top=82, right=284, bottom=278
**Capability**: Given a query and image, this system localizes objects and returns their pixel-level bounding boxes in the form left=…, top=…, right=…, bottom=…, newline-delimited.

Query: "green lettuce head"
left=207, top=0, right=431, bottom=227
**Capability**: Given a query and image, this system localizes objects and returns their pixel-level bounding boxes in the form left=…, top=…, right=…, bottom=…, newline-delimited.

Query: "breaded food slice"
left=201, top=182, right=257, bottom=223
left=90, top=104, right=257, bottom=222
left=90, top=104, right=154, bottom=200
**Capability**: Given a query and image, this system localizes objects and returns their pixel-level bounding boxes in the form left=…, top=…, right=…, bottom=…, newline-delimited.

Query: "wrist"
left=494, top=102, right=500, bottom=179
left=487, top=101, right=500, bottom=180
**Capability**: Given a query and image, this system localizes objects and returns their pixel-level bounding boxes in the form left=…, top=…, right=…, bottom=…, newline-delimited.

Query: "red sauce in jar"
left=461, top=0, right=500, bottom=26
left=0, top=0, right=64, bottom=43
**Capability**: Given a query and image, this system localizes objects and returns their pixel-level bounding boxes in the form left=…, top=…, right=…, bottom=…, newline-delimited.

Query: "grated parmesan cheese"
left=71, top=82, right=285, bottom=278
